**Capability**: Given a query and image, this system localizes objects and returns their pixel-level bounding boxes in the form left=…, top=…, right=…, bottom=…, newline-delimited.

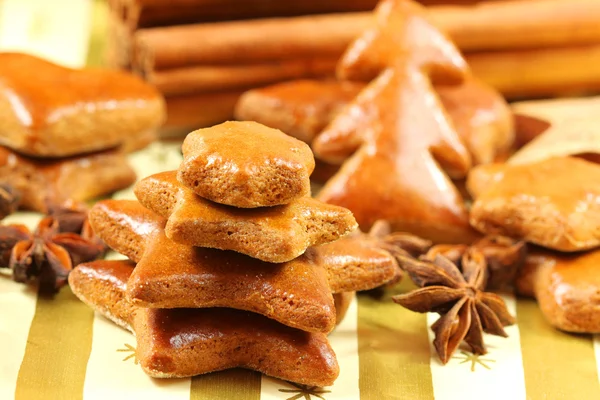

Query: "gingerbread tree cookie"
left=313, top=0, right=477, bottom=243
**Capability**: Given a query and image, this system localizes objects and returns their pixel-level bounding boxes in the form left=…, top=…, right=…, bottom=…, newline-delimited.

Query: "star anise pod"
left=47, top=199, right=89, bottom=233
left=0, top=183, right=21, bottom=220
left=362, top=220, right=433, bottom=285
left=424, top=235, right=526, bottom=290
left=392, top=249, right=515, bottom=364
left=5, top=216, right=105, bottom=292
left=0, top=224, right=30, bottom=267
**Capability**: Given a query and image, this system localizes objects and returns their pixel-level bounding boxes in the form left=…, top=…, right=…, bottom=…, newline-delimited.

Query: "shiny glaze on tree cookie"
left=239, top=77, right=512, bottom=167
left=313, top=0, right=478, bottom=243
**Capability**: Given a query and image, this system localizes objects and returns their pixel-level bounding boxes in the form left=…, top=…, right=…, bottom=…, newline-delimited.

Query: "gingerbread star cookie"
left=68, top=259, right=136, bottom=330
left=69, top=260, right=339, bottom=386
left=515, top=249, right=600, bottom=333
left=0, top=146, right=135, bottom=212
left=312, top=0, right=477, bottom=243
left=0, top=52, right=165, bottom=156
left=178, top=121, right=315, bottom=208
left=468, top=157, right=600, bottom=252
left=89, top=199, right=398, bottom=315
left=134, top=171, right=357, bottom=263
left=89, top=200, right=335, bottom=333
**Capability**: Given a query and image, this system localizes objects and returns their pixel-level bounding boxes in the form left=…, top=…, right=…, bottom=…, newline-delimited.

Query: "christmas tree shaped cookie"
left=313, top=0, right=478, bottom=243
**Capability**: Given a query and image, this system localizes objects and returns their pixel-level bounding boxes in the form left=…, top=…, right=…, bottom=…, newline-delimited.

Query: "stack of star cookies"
left=69, top=121, right=401, bottom=386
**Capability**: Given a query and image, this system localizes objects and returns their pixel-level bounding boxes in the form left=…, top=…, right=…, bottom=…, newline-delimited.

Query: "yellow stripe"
left=190, top=369, right=261, bottom=400
left=86, top=0, right=108, bottom=67
left=15, top=286, right=94, bottom=400
left=357, top=281, right=434, bottom=399
left=517, top=298, right=600, bottom=399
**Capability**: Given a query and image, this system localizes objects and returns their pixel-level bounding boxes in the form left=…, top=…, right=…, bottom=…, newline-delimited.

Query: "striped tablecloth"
left=1, top=142, right=599, bottom=400
left=0, top=1, right=599, bottom=398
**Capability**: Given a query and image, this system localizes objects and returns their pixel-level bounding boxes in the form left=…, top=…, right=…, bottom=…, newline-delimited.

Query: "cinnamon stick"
left=126, top=0, right=380, bottom=28
left=111, top=0, right=498, bottom=30
left=466, top=44, right=600, bottom=98
left=134, top=13, right=371, bottom=71
left=133, top=0, right=600, bottom=72
left=148, top=58, right=337, bottom=96
left=432, top=0, right=600, bottom=52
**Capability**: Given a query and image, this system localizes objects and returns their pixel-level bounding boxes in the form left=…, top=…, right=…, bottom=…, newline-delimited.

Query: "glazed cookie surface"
left=0, top=53, right=165, bottom=157
left=69, top=260, right=340, bottom=386
left=134, top=171, right=357, bottom=262
left=469, top=157, right=600, bottom=251
left=515, top=250, right=600, bottom=333
left=178, top=121, right=315, bottom=208
left=0, top=146, right=136, bottom=213
left=89, top=200, right=398, bottom=296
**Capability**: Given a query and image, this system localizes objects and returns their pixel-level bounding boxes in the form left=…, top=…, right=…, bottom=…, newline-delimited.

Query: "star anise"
left=47, top=199, right=89, bottom=233
left=0, top=224, right=30, bottom=267
left=362, top=220, right=433, bottom=285
left=2, top=216, right=105, bottom=292
left=392, top=249, right=515, bottom=364
left=424, top=235, right=527, bottom=290
left=0, top=183, right=21, bottom=220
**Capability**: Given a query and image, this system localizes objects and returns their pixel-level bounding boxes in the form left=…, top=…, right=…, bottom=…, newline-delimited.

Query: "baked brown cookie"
left=134, top=307, right=339, bottom=384
left=317, top=230, right=405, bottom=293
left=178, top=121, right=314, bottom=208
left=515, top=249, right=600, bottom=333
left=134, top=171, right=357, bottom=262
left=68, top=259, right=136, bottom=331
left=89, top=200, right=397, bottom=295
left=310, top=0, right=480, bottom=244
left=235, top=80, right=364, bottom=144
left=469, top=157, right=600, bottom=251
left=90, top=200, right=335, bottom=333
left=0, top=52, right=165, bottom=156
left=436, top=78, right=514, bottom=165
left=515, top=251, right=553, bottom=298
left=235, top=78, right=513, bottom=166
left=131, top=231, right=335, bottom=334
left=333, top=291, right=354, bottom=325
left=0, top=146, right=136, bottom=213
left=69, top=260, right=340, bottom=386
